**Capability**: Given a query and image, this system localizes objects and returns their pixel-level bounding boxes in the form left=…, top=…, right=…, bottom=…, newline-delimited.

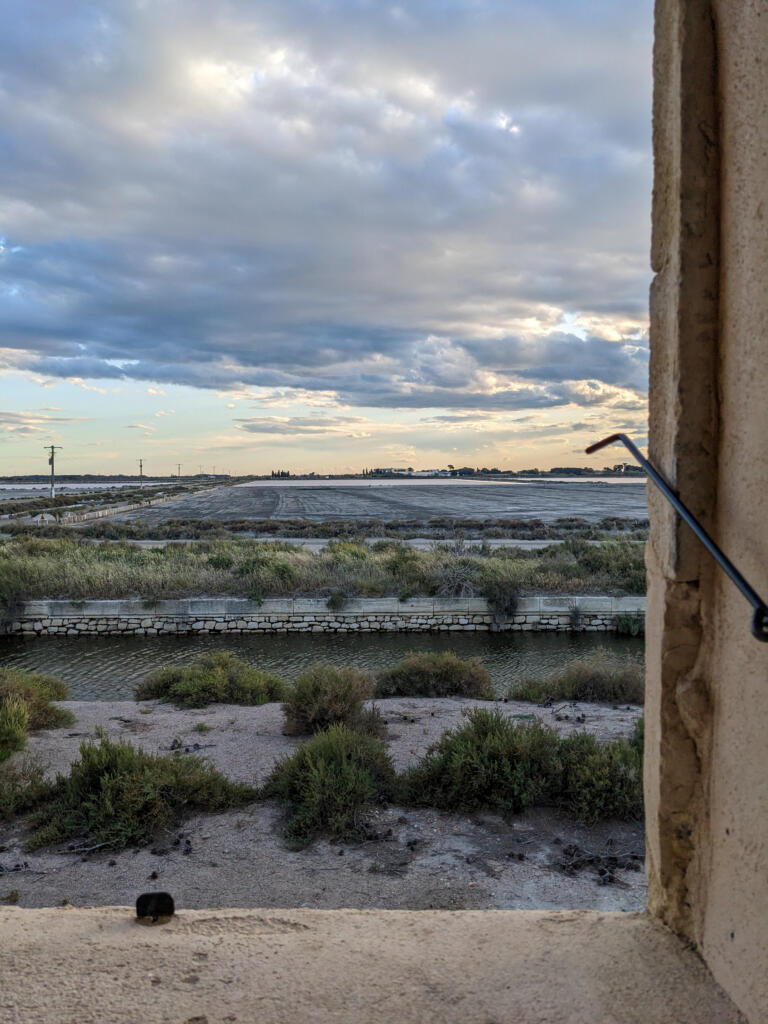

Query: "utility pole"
left=45, top=444, right=63, bottom=499
left=138, top=458, right=144, bottom=489
left=177, top=463, right=182, bottom=480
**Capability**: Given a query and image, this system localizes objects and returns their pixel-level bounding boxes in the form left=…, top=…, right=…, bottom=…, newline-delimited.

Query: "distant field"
left=110, top=479, right=648, bottom=525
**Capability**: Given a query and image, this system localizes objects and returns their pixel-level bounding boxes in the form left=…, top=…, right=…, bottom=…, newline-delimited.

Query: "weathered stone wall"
left=647, top=2, right=768, bottom=1020
left=2, top=596, right=645, bottom=636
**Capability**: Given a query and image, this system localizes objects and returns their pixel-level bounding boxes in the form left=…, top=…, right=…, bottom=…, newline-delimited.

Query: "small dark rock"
left=149, top=870, right=159, bottom=880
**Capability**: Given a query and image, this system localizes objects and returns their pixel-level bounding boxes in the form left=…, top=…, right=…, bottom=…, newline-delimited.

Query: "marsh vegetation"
left=0, top=535, right=645, bottom=609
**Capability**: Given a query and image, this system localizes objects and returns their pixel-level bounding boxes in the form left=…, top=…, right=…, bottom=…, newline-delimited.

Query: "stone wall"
left=647, top=3, right=768, bottom=1019
left=2, top=595, right=645, bottom=636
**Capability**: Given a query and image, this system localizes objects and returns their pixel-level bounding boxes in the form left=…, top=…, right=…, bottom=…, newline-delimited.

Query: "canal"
left=0, top=631, right=644, bottom=700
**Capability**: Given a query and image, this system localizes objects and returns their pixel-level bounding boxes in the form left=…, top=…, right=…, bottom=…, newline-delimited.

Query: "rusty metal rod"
left=586, top=433, right=768, bottom=642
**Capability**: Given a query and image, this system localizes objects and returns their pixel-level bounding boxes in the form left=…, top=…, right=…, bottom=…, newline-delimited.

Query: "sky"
left=0, top=0, right=653, bottom=476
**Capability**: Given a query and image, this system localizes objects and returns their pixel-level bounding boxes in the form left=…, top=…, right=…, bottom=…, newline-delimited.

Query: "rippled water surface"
left=0, top=632, right=643, bottom=700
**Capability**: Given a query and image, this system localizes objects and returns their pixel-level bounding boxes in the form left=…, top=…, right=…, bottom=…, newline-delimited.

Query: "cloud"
left=235, top=415, right=371, bottom=438
left=0, top=409, right=89, bottom=437
left=0, top=0, right=652, bottom=423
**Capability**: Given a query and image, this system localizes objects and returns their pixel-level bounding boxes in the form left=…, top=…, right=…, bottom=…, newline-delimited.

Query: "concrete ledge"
left=9, top=595, right=646, bottom=617
left=0, top=908, right=740, bottom=1024
left=2, top=595, right=645, bottom=636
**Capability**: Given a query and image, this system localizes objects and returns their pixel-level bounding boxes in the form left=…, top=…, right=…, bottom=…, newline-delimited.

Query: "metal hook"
left=586, top=433, right=768, bottom=642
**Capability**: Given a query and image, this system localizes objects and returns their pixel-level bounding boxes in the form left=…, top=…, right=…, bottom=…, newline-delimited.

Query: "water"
left=0, top=632, right=643, bottom=701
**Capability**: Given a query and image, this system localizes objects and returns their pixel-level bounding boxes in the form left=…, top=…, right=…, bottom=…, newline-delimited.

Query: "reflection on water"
left=0, top=631, right=644, bottom=700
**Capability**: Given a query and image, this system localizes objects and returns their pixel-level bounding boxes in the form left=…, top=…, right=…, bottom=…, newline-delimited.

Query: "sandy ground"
left=0, top=697, right=645, bottom=913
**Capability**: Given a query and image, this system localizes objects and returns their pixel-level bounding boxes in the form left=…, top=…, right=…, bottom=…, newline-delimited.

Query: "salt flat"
left=112, top=478, right=648, bottom=524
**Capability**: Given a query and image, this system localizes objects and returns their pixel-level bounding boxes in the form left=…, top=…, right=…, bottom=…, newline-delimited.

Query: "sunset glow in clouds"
left=0, top=0, right=652, bottom=474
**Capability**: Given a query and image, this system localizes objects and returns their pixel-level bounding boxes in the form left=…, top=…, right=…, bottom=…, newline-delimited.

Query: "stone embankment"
left=3, top=595, right=645, bottom=636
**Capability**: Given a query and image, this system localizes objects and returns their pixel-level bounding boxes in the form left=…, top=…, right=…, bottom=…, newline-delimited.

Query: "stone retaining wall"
left=3, top=596, right=645, bottom=636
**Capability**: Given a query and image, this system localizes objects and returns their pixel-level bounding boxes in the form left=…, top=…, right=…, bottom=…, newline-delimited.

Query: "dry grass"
left=0, top=535, right=646, bottom=608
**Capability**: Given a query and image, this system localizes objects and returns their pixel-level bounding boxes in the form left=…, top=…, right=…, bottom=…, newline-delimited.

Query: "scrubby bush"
left=0, top=668, right=74, bottom=762
left=0, top=755, right=49, bottom=818
left=0, top=534, right=646, bottom=605
left=375, top=651, right=494, bottom=699
left=0, top=668, right=72, bottom=730
left=281, top=664, right=383, bottom=736
left=631, top=714, right=644, bottom=755
left=262, top=724, right=395, bottom=849
left=558, top=732, right=644, bottom=823
left=0, top=696, right=29, bottom=763
left=398, top=709, right=562, bottom=816
left=615, top=612, right=645, bottom=637
left=397, top=708, right=643, bottom=824
left=509, top=649, right=644, bottom=704
left=24, top=737, right=255, bottom=851
left=134, top=651, right=285, bottom=708
left=430, top=555, right=479, bottom=597
left=480, top=568, right=521, bottom=618
left=326, top=590, right=348, bottom=611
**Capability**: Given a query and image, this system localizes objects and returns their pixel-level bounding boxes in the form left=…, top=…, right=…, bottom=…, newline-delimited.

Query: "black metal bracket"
left=586, top=433, right=768, bottom=642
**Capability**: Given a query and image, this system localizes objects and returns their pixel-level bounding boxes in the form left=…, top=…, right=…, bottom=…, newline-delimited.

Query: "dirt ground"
left=0, top=697, right=645, bottom=913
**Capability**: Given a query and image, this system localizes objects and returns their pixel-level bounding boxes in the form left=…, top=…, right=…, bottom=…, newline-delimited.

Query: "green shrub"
left=509, top=649, right=645, bottom=704
left=0, top=695, right=30, bottom=763
left=282, top=664, right=383, bottom=736
left=397, top=708, right=643, bottom=824
left=615, top=612, right=645, bottom=637
left=326, top=590, right=348, bottom=611
left=398, top=709, right=562, bottom=816
left=481, top=571, right=520, bottom=618
left=375, top=651, right=494, bottom=699
left=559, top=732, right=644, bottom=823
left=0, top=667, right=73, bottom=731
left=0, top=754, right=50, bottom=818
left=631, top=714, right=644, bottom=755
left=24, top=737, right=255, bottom=851
left=262, top=724, right=395, bottom=849
left=134, top=651, right=285, bottom=708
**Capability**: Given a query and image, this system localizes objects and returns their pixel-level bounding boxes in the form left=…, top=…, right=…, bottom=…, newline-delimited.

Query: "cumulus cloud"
left=0, top=0, right=652, bottom=420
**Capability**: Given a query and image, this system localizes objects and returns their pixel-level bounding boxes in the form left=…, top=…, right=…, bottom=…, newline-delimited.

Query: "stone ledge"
left=3, top=596, right=646, bottom=636
left=0, top=908, right=740, bottom=1024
